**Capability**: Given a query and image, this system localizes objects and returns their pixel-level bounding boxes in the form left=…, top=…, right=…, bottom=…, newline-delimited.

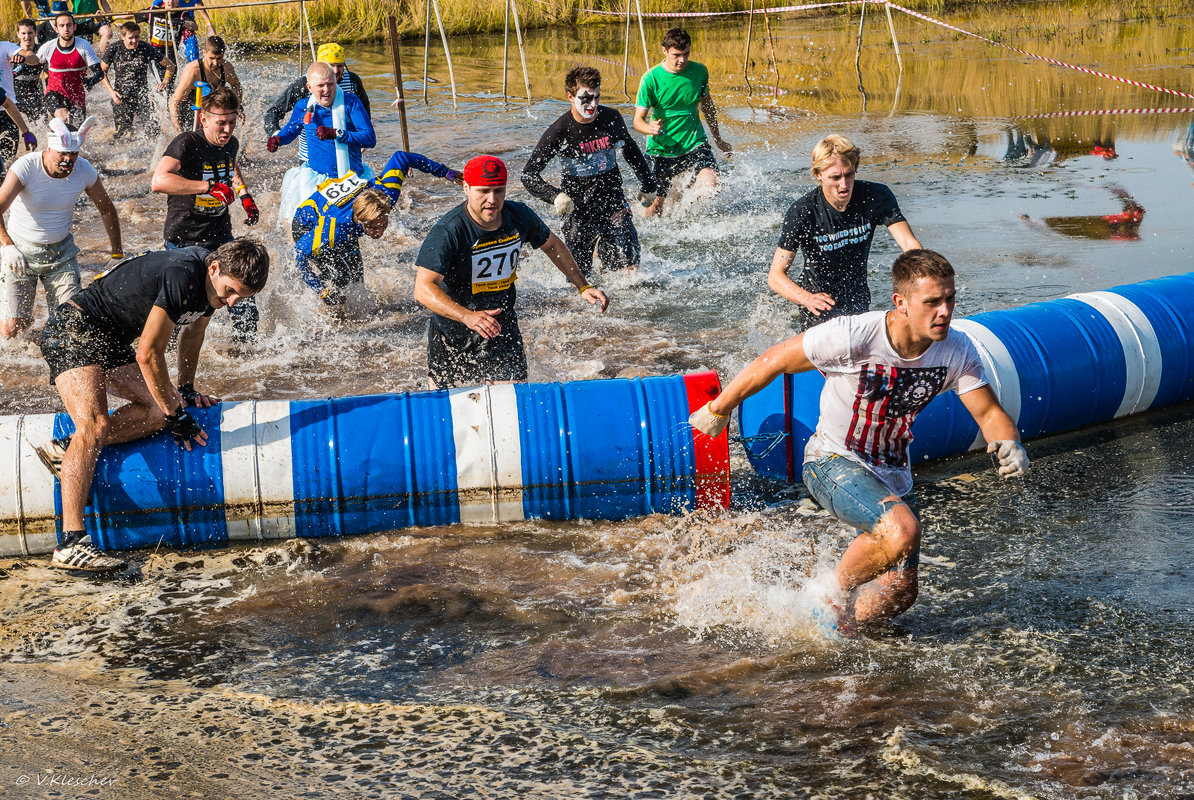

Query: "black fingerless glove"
left=178, top=383, right=198, bottom=406
left=165, top=407, right=202, bottom=445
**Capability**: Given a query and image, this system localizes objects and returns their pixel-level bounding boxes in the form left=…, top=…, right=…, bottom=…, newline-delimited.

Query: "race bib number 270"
left=471, top=234, right=520, bottom=294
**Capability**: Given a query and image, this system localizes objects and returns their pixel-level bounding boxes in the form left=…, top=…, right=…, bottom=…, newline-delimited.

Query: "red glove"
left=265, top=135, right=280, bottom=153
left=315, top=126, right=337, bottom=141
left=241, top=193, right=259, bottom=226
left=207, top=181, right=235, bottom=205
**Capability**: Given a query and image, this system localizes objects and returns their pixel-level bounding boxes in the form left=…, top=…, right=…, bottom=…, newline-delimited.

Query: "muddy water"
left=2, top=3, right=1194, bottom=797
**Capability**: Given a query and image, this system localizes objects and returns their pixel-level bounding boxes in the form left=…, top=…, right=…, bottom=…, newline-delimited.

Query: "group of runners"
left=0, top=17, right=1029, bottom=638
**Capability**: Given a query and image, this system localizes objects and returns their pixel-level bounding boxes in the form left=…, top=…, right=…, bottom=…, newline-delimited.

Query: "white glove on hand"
left=639, top=190, right=658, bottom=207
left=987, top=439, right=1029, bottom=478
left=1, top=244, right=27, bottom=277
left=553, top=192, right=574, bottom=215
left=689, top=401, right=730, bottom=438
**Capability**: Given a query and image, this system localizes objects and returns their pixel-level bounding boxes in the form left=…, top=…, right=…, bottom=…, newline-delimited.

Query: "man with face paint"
left=414, top=155, right=608, bottom=389
left=0, top=115, right=121, bottom=338
left=633, top=27, right=731, bottom=217
left=33, top=238, right=269, bottom=572
left=690, top=249, right=1027, bottom=633
left=522, top=65, right=656, bottom=278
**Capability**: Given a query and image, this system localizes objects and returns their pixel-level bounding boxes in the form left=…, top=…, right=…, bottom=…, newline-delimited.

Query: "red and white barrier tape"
left=580, top=0, right=1194, bottom=103
left=885, top=2, right=1194, bottom=101
left=1018, top=107, right=1194, bottom=120
left=581, top=0, right=877, bottom=20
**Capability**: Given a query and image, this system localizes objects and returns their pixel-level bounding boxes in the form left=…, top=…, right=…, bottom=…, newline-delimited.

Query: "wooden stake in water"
left=743, top=0, right=755, bottom=97
left=423, top=0, right=431, bottom=103
left=502, top=0, right=510, bottom=103
left=386, top=15, right=411, bottom=151
left=509, top=0, right=532, bottom=106
left=622, top=0, right=631, bottom=101
left=634, top=0, right=649, bottom=72
left=302, top=1, right=317, bottom=64
left=431, top=0, right=458, bottom=109
left=761, top=0, right=780, bottom=98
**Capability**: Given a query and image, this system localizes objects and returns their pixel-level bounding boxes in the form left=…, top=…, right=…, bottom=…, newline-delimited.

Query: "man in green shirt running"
left=633, top=27, right=732, bottom=217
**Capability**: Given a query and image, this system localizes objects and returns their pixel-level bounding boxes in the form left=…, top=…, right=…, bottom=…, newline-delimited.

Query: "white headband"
left=46, top=116, right=96, bottom=153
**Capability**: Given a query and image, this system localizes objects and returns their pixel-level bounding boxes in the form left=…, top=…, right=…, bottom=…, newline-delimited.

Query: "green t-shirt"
left=635, top=61, right=709, bottom=158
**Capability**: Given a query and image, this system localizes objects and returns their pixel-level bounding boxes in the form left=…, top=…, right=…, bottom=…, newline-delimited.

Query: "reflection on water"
left=2, top=2, right=1194, bottom=797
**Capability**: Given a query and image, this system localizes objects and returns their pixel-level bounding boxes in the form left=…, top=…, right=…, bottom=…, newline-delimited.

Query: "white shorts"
left=0, top=234, right=82, bottom=324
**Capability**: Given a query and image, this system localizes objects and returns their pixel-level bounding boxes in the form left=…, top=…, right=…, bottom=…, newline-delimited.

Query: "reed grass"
left=0, top=0, right=1186, bottom=44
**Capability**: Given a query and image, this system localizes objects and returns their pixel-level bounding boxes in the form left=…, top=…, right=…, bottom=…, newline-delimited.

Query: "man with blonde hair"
left=768, top=134, right=922, bottom=330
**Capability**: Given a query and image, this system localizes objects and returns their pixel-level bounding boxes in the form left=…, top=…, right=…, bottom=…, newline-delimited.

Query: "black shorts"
left=44, top=90, right=86, bottom=123
left=562, top=205, right=640, bottom=277
left=40, top=303, right=136, bottom=383
left=427, top=322, right=527, bottom=389
left=651, top=143, right=718, bottom=194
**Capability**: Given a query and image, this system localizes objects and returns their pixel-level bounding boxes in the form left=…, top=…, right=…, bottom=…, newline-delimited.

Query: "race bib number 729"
left=471, top=234, right=521, bottom=294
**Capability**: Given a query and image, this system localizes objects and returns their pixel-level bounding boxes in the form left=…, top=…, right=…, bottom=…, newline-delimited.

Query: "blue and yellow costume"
left=293, top=150, right=458, bottom=303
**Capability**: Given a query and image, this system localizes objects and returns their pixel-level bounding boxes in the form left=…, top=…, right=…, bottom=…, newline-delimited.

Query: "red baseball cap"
left=463, top=155, right=507, bottom=187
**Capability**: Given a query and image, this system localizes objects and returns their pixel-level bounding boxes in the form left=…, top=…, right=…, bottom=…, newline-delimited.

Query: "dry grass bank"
left=0, top=0, right=1182, bottom=44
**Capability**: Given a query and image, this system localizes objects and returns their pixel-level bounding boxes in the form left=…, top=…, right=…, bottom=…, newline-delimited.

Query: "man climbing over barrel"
left=33, top=238, right=269, bottom=572
left=689, top=249, right=1028, bottom=634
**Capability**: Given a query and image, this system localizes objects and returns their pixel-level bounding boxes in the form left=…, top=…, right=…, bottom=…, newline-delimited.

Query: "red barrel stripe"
left=682, top=371, right=731, bottom=509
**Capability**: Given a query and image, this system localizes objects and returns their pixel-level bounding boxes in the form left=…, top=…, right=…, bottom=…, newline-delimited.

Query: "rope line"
left=580, top=0, right=1194, bottom=103
left=884, top=2, right=1194, bottom=101
left=1017, top=107, right=1194, bottom=120
left=581, top=0, right=876, bottom=20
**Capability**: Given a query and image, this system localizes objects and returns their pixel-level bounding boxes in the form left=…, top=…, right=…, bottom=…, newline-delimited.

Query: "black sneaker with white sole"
left=50, top=535, right=126, bottom=572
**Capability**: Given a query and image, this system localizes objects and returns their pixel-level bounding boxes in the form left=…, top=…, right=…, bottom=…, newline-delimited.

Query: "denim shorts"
left=802, top=454, right=920, bottom=569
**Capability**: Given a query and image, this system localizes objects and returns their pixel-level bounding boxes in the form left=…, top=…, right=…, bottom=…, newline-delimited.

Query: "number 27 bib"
left=471, top=233, right=520, bottom=294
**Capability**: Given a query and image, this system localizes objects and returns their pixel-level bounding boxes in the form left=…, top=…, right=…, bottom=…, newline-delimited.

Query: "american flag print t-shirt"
left=801, top=310, right=988, bottom=496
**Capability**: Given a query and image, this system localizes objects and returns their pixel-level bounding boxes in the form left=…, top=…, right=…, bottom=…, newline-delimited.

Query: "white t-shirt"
left=5, top=151, right=99, bottom=244
left=0, top=41, right=18, bottom=97
left=802, top=310, right=988, bottom=496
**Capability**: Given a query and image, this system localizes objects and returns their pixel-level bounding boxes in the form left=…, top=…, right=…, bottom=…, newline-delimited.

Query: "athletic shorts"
left=0, top=235, right=81, bottom=325
left=40, top=303, right=136, bottom=383
left=44, top=90, right=86, bottom=125
left=801, top=453, right=920, bottom=570
left=651, top=143, right=718, bottom=195
left=562, top=205, right=640, bottom=277
left=427, top=322, right=528, bottom=389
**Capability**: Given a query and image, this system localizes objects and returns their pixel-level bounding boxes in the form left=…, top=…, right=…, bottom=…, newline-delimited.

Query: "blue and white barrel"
left=0, top=373, right=730, bottom=556
left=738, top=272, right=1194, bottom=481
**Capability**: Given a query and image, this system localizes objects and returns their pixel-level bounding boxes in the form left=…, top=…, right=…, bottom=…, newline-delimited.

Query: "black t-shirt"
left=162, top=131, right=239, bottom=249
left=102, top=41, right=160, bottom=95
left=416, top=200, right=551, bottom=341
left=777, top=180, right=906, bottom=316
left=72, top=247, right=215, bottom=344
left=521, top=107, right=656, bottom=218
left=12, top=57, right=43, bottom=113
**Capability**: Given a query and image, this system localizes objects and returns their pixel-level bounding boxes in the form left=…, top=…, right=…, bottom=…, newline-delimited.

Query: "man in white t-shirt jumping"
left=689, top=249, right=1029, bottom=633
left=0, top=115, right=122, bottom=338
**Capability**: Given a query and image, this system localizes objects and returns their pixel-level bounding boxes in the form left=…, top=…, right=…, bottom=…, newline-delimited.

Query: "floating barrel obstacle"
left=739, top=272, right=1194, bottom=481
left=0, top=372, right=729, bottom=557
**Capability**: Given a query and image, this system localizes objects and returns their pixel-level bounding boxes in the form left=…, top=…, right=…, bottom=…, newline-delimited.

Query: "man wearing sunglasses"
left=522, top=66, right=656, bottom=278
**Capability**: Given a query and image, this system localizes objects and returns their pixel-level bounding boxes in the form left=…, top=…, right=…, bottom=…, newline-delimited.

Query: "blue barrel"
left=738, top=272, right=1194, bottom=481
left=0, top=373, right=730, bottom=557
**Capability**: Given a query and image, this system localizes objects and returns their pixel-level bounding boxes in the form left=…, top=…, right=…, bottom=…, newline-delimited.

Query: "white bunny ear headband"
left=46, top=116, right=96, bottom=153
